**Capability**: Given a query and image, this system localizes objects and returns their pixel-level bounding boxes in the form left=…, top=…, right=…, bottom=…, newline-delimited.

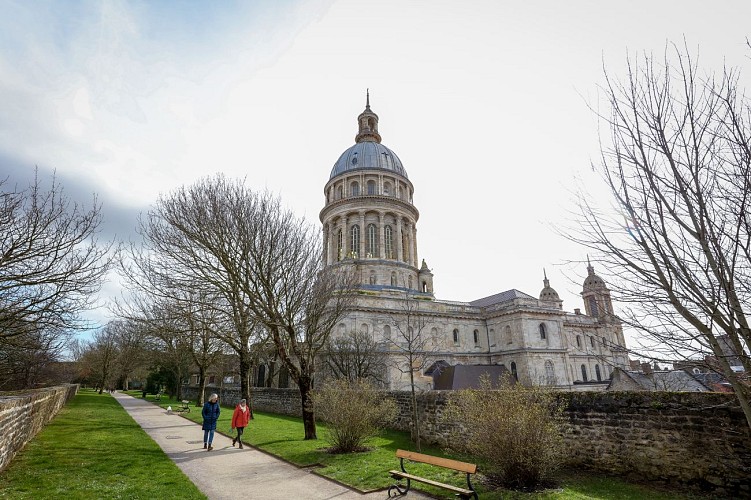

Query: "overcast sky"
left=1, top=0, right=750, bottom=338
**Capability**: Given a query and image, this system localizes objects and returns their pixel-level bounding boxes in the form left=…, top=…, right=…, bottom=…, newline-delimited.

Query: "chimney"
left=574, top=308, right=581, bottom=315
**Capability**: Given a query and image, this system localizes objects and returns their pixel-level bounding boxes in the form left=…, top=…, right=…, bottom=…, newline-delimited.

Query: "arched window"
left=408, top=275, right=413, bottom=289
left=350, top=224, right=360, bottom=258
left=505, top=325, right=512, bottom=344
left=337, top=185, right=343, bottom=199
left=511, top=362, right=518, bottom=381
left=545, top=360, right=555, bottom=385
left=430, top=327, right=438, bottom=347
left=390, top=272, right=397, bottom=286
left=369, top=272, right=376, bottom=285
left=473, top=329, right=479, bottom=345
left=452, top=329, right=459, bottom=344
left=590, top=336, right=595, bottom=348
left=383, top=182, right=391, bottom=196
left=257, top=365, right=266, bottom=387
left=422, top=281, right=427, bottom=292
left=360, top=323, right=369, bottom=335
left=407, top=326, right=414, bottom=338
left=336, top=229, right=343, bottom=260
left=367, top=180, right=376, bottom=195
left=337, top=323, right=346, bottom=336
left=576, top=335, right=581, bottom=348
left=539, top=323, right=546, bottom=340
left=367, top=224, right=377, bottom=256
left=384, top=225, right=393, bottom=258
left=402, top=230, right=408, bottom=261
left=595, top=365, right=602, bottom=381
left=588, top=296, right=599, bottom=317
left=278, top=366, right=289, bottom=388
left=350, top=181, right=360, bottom=196
left=602, top=336, right=606, bottom=347
left=581, top=364, right=588, bottom=382
left=383, top=324, right=391, bottom=341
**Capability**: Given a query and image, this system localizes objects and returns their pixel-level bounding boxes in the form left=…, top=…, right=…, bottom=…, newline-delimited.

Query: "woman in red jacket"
left=231, top=399, right=251, bottom=449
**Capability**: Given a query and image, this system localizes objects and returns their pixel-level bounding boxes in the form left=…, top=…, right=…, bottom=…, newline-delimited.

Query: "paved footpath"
left=113, top=392, right=430, bottom=500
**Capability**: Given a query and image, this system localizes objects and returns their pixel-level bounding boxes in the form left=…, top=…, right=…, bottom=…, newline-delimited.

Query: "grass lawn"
left=0, top=389, right=205, bottom=500
left=135, top=391, right=697, bottom=499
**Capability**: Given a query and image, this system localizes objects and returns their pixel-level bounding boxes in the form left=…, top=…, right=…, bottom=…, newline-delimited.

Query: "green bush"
left=445, top=375, right=566, bottom=490
left=312, top=379, right=397, bottom=453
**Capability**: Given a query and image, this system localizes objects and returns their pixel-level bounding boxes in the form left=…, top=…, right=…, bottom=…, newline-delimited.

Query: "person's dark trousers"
left=233, top=427, right=244, bottom=448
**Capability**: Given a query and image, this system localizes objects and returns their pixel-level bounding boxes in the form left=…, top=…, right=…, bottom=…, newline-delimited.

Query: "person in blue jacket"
left=202, top=393, right=220, bottom=451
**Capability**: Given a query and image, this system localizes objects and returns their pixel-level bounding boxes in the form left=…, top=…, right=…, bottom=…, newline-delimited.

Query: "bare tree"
left=123, top=175, right=356, bottom=438
left=121, top=176, right=266, bottom=407
left=570, top=42, right=751, bottom=429
left=322, top=328, right=389, bottom=386
left=0, top=170, right=113, bottom=340
left=86, top=322, right=120, bottom=394
left=388, top=292, right=437, bottom=451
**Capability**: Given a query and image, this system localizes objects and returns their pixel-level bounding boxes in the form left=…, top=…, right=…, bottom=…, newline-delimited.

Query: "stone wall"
left=0, top=384, right=78, bottom=472
left=237, top=387, right=751, bottom=497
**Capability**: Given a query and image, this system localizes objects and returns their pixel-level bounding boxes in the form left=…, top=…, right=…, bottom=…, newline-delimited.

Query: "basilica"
left=320, top=95, right=629, bottom=391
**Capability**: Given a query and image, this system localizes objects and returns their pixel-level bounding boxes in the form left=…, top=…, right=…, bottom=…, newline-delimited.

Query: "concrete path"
left=113, top=392, right=430, bottom=500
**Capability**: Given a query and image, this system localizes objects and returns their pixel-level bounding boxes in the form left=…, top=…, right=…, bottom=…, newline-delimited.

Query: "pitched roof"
left=469, top=289, right=536, bottom=308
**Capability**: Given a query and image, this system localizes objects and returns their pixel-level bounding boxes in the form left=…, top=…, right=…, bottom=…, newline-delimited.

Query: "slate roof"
left=469, top=289, right=536, bottom=308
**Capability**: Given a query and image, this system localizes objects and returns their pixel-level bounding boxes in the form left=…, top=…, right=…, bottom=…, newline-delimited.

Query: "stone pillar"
left=341, top=215, right=348, bottom=260
left=412, top=225, right=418, bottom=267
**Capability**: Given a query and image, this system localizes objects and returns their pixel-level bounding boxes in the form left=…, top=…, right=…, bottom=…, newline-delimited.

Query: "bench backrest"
left=396, top=449, right=477, bottom=474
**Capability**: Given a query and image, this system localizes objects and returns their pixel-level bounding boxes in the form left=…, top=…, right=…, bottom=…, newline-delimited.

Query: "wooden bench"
left=388, top=449, right=478, bottom=499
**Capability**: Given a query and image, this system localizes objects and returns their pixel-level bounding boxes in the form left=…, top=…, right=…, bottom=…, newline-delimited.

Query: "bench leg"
left=387, top=478, right=410, bottom=497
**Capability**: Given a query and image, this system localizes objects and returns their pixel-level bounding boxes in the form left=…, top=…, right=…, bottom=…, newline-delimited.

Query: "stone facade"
left=318, top=98, right=629, bottom=391
left=0, top=384, right=78, bottom=472
left=244, top=387, right=751, bottom=497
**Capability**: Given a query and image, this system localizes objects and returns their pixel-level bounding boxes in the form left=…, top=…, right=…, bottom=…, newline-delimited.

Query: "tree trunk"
left=197, top=367, right=206, bottom=406
left=239, top=348, right=253, bottom=418
left=299, top=376, right=317, bottom=440
left=409, top=367, right=421, bottom=451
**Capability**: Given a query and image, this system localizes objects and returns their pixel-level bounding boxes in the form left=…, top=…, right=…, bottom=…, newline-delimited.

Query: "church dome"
left=539, top=271, right=561, bottom=302
left=329, top=142, right=407, bottom=180
left=583, top=260, right=607, bottom=289
left=329, top=90, right=408, bottom=181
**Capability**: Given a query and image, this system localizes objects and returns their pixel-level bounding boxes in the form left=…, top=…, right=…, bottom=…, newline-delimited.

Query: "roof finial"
left=543, top=268, right=550, bottom=287
left=366, top=88, right=370, bottom=110
left=587, top=254, right=594, bottom=274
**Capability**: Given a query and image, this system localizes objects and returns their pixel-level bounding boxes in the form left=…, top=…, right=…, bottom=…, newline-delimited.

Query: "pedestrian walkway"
left=113, top=392, right=430, bottom=500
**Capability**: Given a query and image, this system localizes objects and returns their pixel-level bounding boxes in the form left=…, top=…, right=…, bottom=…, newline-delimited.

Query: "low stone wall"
left=238, top=387, right=751, bottom=497
left=0, top=384, right=78, bottom=472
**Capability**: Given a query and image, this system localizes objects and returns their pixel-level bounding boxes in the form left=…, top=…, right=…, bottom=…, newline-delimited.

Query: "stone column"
left=341, top=214, right=348, bottom=260
left=412, top=224, right=418, bottom=267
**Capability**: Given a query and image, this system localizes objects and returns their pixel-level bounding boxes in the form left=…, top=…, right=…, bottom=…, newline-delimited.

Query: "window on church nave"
left=539, top=323, right=546, bottom=340
left=367, top=180, right=376, bottom=195
left=581, top=364, right=588, bottom=382
left=544, top=360, right=555, bottom=385
left=452, top=329, right=459, bottom=345
left=383, top=324, right=391, bottom=341
left=590, top=336, right=595, bottom=348
left=595, top=365, right=602, bottom=381
left=351, top=181, right=360, bottom=196
left=473, top=329, right=479, bottom=345
left=505, top=325, right=512, bottom=344
left=576, top=335, right=582, bottom=348
left=510, top=362, right=518, bottom=381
